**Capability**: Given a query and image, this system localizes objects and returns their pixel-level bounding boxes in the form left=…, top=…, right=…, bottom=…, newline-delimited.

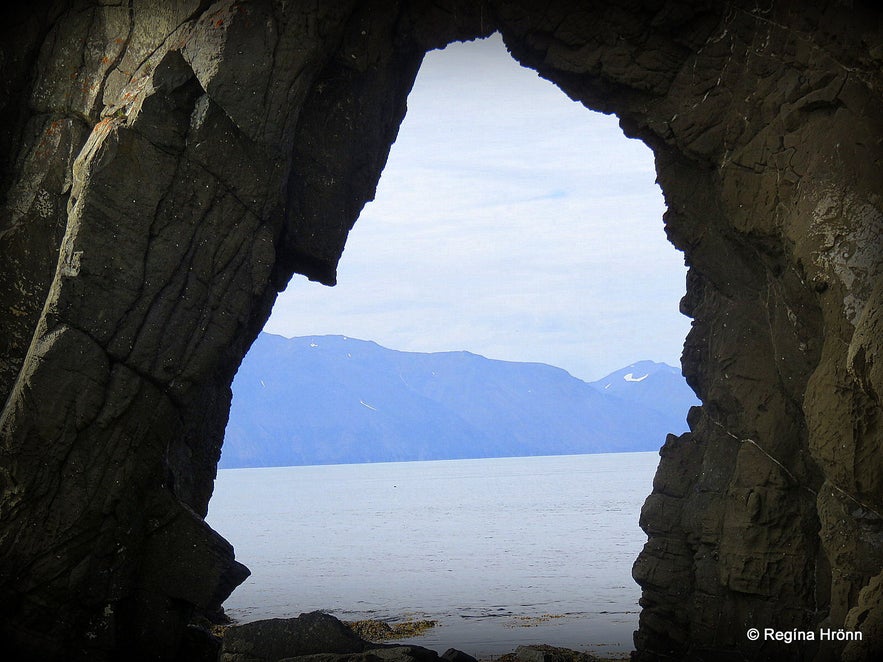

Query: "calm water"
left=206, top=452, right=659, bottom=658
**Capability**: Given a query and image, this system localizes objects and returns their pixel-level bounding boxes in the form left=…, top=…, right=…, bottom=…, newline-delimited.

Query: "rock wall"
left=0, top=1, right=880, bottom=660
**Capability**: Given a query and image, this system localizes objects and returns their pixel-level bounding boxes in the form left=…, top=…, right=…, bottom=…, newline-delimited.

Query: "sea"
left=206, top=451, right=660, bottom=659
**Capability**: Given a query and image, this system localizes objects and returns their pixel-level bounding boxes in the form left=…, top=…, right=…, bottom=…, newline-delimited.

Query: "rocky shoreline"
left=209, top=611, right=628, bottom=662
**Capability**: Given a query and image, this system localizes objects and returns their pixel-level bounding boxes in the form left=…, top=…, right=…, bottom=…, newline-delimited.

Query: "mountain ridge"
left=220, top=333, right=699, bottom=468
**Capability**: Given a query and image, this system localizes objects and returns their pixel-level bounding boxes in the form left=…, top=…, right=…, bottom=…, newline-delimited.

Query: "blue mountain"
left=219, top=333, right=699, bottom=468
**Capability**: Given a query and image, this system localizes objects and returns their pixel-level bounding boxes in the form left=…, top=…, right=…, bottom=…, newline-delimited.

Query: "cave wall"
left=0, top=1, right=881, bottom=660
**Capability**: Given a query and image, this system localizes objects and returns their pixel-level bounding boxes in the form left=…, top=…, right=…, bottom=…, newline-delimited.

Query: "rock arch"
left=0, top=1, right=880, bottom=660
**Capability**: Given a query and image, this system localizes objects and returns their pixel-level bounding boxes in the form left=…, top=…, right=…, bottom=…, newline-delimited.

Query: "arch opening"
left=208, top=34, right=695, bottom=656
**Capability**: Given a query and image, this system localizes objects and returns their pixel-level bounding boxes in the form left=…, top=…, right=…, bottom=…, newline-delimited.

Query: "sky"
left=264, top=34, right=692, bottom=383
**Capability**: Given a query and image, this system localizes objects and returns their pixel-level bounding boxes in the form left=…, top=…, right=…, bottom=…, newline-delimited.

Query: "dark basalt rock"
left=0, top=1, right=881, bottom=661
left=514, top=645, right=601, bottom=662
left=218, top=611, right=446, bottom=662
left=440, top=648, right=479, bottom=662
left=220, top=611, right=373, bottom=660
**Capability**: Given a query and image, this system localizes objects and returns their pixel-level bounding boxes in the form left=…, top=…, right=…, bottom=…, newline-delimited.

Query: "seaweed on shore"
left=505, top=613, right=568, bottom=628
left=344, top=618, right=438, bottom=642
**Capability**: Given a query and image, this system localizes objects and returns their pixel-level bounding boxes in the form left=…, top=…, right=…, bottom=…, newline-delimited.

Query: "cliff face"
left=0, top=1, right=880, bottom=660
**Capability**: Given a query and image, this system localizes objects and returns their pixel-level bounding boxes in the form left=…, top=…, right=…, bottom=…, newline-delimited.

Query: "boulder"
left=220, top=612, right=369, bottom=661
left=441, top=649, right=479, bottom=662
left=219, top=611, right=441, bottom=662
left=514, top=645, right=601, bottom=662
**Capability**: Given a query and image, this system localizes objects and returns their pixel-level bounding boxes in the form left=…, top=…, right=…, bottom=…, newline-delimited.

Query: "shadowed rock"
left=514, top=645, right=602, bottom=662
left=219, top=611, right=446, bottom=662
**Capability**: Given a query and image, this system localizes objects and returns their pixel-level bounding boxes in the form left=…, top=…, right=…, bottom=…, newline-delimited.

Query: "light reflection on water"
left=206, top=451, right=659, bottom=657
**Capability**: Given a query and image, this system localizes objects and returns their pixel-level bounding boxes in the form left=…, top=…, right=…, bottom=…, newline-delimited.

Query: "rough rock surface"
left=218, top=611, right=444, bottom=662
left=0, top=1, right=881, bottom=661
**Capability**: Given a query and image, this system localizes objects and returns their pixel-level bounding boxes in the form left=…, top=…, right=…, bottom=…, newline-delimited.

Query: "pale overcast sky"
left=264, top=34, right=691, bottom=382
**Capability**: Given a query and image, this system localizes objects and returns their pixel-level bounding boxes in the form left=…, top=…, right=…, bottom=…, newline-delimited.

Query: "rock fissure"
left=127, top=5, right=208, bottom=83
left=711, top=418, right=816, bottom=495
left=89, top=6, right=137, bottom=126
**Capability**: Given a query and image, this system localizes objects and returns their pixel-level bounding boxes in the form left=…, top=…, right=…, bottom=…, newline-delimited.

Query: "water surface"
left=207, top=452, right=659, bottom=658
